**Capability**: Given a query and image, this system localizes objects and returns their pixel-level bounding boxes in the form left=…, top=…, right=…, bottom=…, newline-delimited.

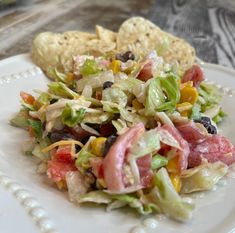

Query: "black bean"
left=50, top=98, right=58, bottom=104
left=103, top=135, right=117, bottom=156
left=75, top=144, right=82, bottom=153
left=115, top=51, right=135, bottom=62
left=207, top=124, right=217, bottom=134
left=123, top=51, right=135, bottom=61
left=115, top=53, right=126, bottom=62
left=103, top=81, right=113, bottom=89
left=194, top=117, right=217, bottom=134
left=200, top=116, right=211, bottom=125
left=50, top=131, right=75, bottom=143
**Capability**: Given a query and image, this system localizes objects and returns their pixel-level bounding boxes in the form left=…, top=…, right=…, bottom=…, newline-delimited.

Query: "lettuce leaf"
left=61, top=104, right=86, bottom=127
left=145, top=78, right=165, bottom=115
left=73, top=191, right=160, bottom=215
left=145, top=75, right=180, bottom=115
left=129, top=129, right=160, bottom=158
left=148, top=168, right=194, bottom=221
left=180, top=161, right=228, bottom=194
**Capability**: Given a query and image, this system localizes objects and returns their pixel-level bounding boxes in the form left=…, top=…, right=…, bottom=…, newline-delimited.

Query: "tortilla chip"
left=31, top=31, right=115, bottom=79
left=96, top=25, right=117, bottom=43
left=116, top=17, right=195, bottom=73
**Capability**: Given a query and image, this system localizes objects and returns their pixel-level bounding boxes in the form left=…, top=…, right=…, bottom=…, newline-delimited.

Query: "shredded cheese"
left=42, top=140, right=84, bottom=153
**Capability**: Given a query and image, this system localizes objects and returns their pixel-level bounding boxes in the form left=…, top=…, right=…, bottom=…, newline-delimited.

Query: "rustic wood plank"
left=0, top=0, right=234, bottom=69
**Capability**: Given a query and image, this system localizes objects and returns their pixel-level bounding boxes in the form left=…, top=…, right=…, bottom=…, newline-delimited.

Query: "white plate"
left=0, top=54, right=235, bottom=233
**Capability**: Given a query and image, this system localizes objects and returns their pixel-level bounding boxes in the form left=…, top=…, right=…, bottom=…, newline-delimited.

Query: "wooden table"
left=0, top=0, right=234, bottom=68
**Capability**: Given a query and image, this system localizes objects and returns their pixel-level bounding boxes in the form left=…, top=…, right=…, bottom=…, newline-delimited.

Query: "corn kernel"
left=177, top=102, right=193, bottom=117
left=180, top=81, right=193, bottom=89
left=110, top=60, right=121, bottom=74
left=169, top=173, right=181, bottom=193
left=166, top=156, right=179, bottom=173
left=180, top=86, right=198, bottom=104
left=91, top=137, right=107, bottom=156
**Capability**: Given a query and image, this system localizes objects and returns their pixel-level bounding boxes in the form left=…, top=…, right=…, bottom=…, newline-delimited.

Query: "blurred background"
left=0, top=0, right=234, bottom=68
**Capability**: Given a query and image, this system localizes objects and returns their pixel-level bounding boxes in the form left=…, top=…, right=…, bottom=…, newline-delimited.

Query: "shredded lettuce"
left=181, top=161, right=228, bottom=194
left=37, top=92, right=52, bottom=105
left=83, top=111, right=111, bottom=124
left=80, top=59, right=102, bottom=77
left=148, top=168, right=194, bottom=221
left=151, top=154, right=168, bottom=170
left=28, top=119, right=43, bottom=139
left=77, top=71, right=114, bottom=92
left=61, top=104, right=86, bottom=127
left=213, top=108, right=226, bottom=123
left=102, top=87, right=128, bottom=107
left=32, top=137, right=50, bottom=161
left=102, top=101, right=137, bottom=123
left=129, top=129, right=160, bottom=158
left=190, top=103, right=201, bottom=120
left=115, top=76, right=144, bottom=92
left=10, top=109, right=29, bottom=129
left=49, top=68, right=67, bottom=83
left=145, top=78, right=165, bottom=115
left=48, top=82, right=79, bottom=99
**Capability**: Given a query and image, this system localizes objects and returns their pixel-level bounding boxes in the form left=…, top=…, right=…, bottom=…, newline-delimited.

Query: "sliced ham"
left=188, top=135, right=235, bottom=167
left=181, top=65, right=204, bottom=88
left=137, top=60, right=153, bottom=81
left=136, top=154, right=153, bottom=188
left=102, top=123, right=145, bottom=192
left=176, top=121, right=209, bottom=143
left=161, top=124, right=190, bottom=172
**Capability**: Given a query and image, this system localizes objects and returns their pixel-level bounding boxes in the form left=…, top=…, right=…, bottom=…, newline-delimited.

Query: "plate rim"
left=0, top=53, right=235, bottom=233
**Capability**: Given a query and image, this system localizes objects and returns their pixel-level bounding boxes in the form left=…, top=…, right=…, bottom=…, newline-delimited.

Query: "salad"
left=11, top=50, right=234, bottom=222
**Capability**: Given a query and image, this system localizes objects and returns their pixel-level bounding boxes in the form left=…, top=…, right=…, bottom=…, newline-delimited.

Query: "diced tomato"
left=54, top=145, right=74, bottom=163
left=47, top=160, right=77, bottom=182
left=20, top=91, right=35, bottom=105
left=137, top=61, right=153, bottom=81
left=99, top=124, right=116, bottom=136
left=181, top=65, right=204, bottom=88
left=102, top=123, right=145, bottom=191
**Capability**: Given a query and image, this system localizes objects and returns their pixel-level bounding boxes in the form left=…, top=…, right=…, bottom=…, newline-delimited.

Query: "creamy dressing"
left=130, top=226, right=146, bottom=233
left=130, top=215, right=163, bottom=233
left=143, top=218, right=158, bottom=230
